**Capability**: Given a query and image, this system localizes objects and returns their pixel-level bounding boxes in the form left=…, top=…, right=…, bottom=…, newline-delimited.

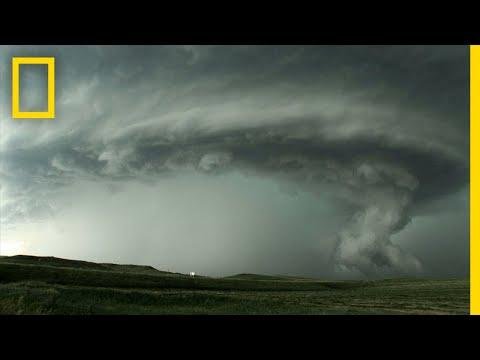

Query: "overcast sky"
left=0, top=45, right=469, bottom=279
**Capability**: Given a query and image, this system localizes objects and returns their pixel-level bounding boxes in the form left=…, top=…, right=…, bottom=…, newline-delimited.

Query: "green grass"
left=0, top=255, right=469, bottom=315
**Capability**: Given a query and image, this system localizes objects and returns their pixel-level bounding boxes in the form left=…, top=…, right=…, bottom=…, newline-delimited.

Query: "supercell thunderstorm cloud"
left=0, top=46, right=469, bottom=279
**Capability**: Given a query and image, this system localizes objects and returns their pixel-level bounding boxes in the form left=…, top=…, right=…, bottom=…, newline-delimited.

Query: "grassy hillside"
left=0, top=255, right=469, bottom=315
left=0, top=255, right=178, bottom=276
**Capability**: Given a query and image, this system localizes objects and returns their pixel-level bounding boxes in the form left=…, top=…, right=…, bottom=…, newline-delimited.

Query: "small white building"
left=189, top=271, right=196, bottom=277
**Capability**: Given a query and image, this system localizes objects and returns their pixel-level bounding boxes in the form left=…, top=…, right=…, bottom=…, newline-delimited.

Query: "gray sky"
left=0, top=45, right=469, bottom=279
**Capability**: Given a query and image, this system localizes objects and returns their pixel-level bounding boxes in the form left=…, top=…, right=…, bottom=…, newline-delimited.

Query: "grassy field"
left=0, top=255, right=469, bottom=315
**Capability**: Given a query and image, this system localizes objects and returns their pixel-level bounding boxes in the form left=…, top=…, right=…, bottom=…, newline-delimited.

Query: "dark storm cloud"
left=0, top=45, right=469, bottom=278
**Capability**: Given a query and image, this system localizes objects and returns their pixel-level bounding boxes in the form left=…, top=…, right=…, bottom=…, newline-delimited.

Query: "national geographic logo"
left=9, top=57, right=55, bottom=119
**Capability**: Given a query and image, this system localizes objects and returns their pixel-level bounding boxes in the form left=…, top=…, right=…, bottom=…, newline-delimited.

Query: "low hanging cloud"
left=0, top=45, right=469, bottom=278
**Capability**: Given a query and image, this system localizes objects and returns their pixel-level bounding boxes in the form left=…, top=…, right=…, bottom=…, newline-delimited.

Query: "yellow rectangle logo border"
left=12, top=57, right=55, bottom=119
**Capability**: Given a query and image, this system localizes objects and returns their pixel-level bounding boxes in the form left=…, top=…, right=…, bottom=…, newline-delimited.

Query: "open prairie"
left=0, top=255, right=469, bottom=315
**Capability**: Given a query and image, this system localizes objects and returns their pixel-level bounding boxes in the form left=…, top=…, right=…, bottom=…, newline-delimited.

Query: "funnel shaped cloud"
left=0, top=45, right=469, bottom=278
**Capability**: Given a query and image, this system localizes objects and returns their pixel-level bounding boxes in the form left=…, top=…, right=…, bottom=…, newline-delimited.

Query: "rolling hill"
left=0, top=255, right=469, bottom=315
